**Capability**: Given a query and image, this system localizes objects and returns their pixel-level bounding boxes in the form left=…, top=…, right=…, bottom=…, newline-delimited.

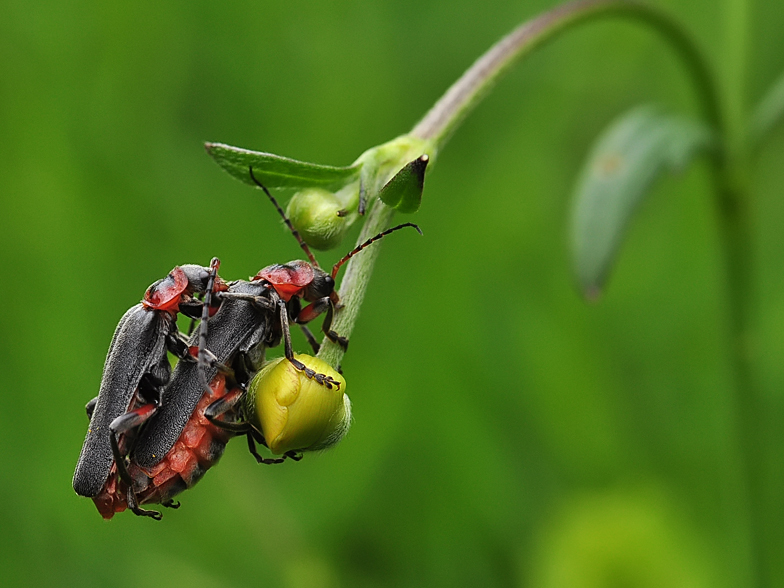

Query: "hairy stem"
left=411, top=0, right=723, bottom=147
left=318, top=198, right=394, bottom=368
left=321, top=0, right=725, bottom=371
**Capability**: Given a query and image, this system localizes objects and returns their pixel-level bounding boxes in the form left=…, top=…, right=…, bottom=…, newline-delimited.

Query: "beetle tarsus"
left=247, top=431, right=287, bottom=464
left=127, top=487, right=162, bottom=520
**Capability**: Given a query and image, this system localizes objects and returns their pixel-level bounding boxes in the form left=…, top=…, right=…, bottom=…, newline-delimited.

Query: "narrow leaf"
left=750, top=69, right=784, bottom=147
left=378, top=155, right=429, bottom=213
left=205, top=142, right=361, bottom=189
left=571, top=106, right=715, bottom=299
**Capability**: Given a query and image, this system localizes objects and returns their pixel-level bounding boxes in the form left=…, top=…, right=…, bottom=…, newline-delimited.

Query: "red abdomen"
left=92, top=374, right=236, bottom=519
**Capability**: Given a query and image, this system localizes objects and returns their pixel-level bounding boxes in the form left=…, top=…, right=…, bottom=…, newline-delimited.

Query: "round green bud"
left=287, top=188, right=354, bottom=250
left=250, top=355, right=350, bottom=454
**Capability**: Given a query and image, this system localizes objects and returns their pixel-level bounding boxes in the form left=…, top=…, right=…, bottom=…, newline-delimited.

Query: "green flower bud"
left=249, top=355, right=350, bottom=454
left=287, top=187, right=358, bottom=250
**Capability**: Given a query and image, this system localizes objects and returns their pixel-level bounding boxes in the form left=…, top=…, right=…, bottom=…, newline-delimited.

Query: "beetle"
left=86, top=171, right=420, bottom=519
left=165, top=174, right=420, bottom=468
left=247, top=167, right=422, bottom=372
left=129, top=169, right=419, bottom=465
left=91, top=267, right=298, bottom=519
left=72, top=262, right=228, bottom=513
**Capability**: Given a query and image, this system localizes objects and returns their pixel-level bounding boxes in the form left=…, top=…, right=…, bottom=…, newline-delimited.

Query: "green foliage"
left=751, top=70, right=784, bottom=147
left=570, top=106, right=714, bottom=298
left=205, top=142, right=361, bottom=189
left=2, top=1, right=784, bottom=588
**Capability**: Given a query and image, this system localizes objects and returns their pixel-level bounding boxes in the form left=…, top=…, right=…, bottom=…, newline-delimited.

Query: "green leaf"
left=205, top=142, right=361, bottom=189
left=750, top=69, right=784, bottom=147
left=378, top=155, right=429, bottom=213
left=571, top=106, right=715, bottom=299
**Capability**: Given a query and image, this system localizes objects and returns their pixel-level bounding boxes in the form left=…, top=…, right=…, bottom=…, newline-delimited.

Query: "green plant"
left=206, top=2, right=784, bottom=585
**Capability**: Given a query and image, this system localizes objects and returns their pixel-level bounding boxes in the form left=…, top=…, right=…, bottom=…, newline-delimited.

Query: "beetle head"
left=179, top=264, right=228, bottom=294
left=302, top=267, right=338, bottom=304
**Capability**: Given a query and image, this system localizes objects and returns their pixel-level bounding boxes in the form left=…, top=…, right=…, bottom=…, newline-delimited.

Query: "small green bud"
left=249, top=355, right=350, bottom=454
left=287, top=186, right=358, bottom=250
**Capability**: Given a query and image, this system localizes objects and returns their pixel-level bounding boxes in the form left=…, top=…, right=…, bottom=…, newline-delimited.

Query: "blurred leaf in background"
left=1, top=1, right=783, bottom=587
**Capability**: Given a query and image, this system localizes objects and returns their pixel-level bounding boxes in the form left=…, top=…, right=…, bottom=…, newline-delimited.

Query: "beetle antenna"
left=198, top=257, right=221, bottom=393
left=249, top=167, right=319, bottom=268
left=331, top=223, right=422, bottom=279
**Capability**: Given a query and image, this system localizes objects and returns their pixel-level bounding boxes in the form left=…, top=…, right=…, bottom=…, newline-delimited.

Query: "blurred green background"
left=2, top=1, right=783, bottom=586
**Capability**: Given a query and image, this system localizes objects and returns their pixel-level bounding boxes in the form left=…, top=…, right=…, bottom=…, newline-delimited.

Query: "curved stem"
left=321, top=0, right=726, bottom=371
left=411, top=0, right=724, bottom=150
left=319, top=2, right=766, bottom=586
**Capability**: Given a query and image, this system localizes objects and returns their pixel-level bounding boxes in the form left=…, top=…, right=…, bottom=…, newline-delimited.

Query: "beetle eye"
left=324, top=275, right=335, bottom=292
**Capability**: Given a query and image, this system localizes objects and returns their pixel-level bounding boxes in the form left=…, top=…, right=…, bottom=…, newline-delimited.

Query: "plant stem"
left=318, top=197, right=395, bottom=368
left=411, top=0, right=724, bottom=148
left=716, top=0, right=765, bottom=585
left=715, top=178, right=761, bottom=588
left=321, top=0, right=726, bottom=371
left=320, top=1, right=768, bottom=586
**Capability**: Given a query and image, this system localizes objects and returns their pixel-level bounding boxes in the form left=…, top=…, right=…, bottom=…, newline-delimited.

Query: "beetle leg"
left=203, top=386, right=247, bottom=433
left=299, top=324, right=321, bottom=354
left=319, top=301, right=348, bottom=350
left=162, top=499, right=181, bottom=509
left=248, top=428, right=302, bottom=464
left=245, top=433, right=289, bottom=465
left=166, top=327, right=196, bottom=362
left=214, top=291, right=275, bottom=311
left=198, top=347, right=234, bottom=376
left=204, top=388, right=292, bottom=465
left=108, top=403, right=161, bottom=520
left=284, top=449, right=304, bottom=461
left=296, top=298, right=348, bottom=350
left=85, top=397, right=98, bottom=420
left=278, top=297, right=304, bottom=366
left=295, top=297, right=329, bottom=323
left=126, top=485, right=162, bottom=520
left=185, top=293, right=204, bottom=336
left=109, top=403, right=159, bottom=489
left=178, top=299, right=204, bottom=320
left=277, top=299, right=341, bottom=389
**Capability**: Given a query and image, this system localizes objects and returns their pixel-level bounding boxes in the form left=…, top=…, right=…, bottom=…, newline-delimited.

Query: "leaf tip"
left=582, top=283, right=603, bottom=303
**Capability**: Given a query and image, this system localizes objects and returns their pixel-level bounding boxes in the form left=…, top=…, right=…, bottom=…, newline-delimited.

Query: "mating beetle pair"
left=72, top=264, right=228, bottom=502
left=74, top=169, right=420, bottom=519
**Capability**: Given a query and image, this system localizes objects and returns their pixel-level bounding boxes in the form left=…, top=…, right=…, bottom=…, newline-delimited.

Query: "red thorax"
left=253, top=261, right=315, bottom=302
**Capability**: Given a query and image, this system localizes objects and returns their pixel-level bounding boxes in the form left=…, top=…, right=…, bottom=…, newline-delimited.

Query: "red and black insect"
left=248, top=167, right=422, bottom=375
left=180, top=171, right=422, bottom=462
left=82, top=169, right=421, bottom=520
left=72, top=262, right=228, bottom=516
left=92, top=263, right=292, bottom=519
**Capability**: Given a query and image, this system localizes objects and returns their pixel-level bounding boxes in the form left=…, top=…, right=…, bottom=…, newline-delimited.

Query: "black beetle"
left=72, top=262, right=227, bottom=514
left=78, top=171, right=420, bottom=519
left=94, top=274, right=296, bottom=519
